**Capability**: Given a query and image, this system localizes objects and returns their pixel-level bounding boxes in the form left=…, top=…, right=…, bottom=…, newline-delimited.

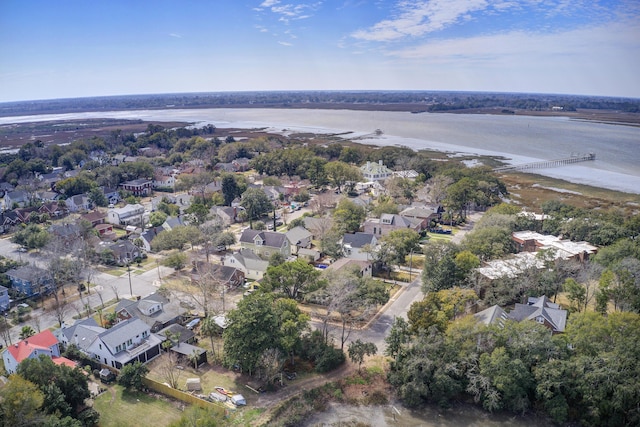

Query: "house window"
left=536, top=316, right=544, bottom=324
left=99, top=344, right=102, bottom=350
left=127, top=339, right=133, bottom=346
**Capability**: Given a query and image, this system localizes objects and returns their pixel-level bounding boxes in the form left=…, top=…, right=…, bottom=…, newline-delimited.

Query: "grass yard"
left=94, top=384, right=184, bottom=427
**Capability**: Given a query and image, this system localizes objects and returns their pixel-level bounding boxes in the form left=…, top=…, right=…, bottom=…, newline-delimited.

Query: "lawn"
left=94, top=384, right=184, bottom=427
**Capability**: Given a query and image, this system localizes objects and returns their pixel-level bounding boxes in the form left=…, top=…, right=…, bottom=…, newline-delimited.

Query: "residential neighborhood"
left=0, top=119, right=637, bottom=427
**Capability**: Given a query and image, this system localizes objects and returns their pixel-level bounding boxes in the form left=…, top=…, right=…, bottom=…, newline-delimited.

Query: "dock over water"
left=494, top=153, right=596, bottom=173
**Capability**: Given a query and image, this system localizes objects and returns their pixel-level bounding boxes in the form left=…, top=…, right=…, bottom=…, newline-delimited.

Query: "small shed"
left=185, top=378, right=201, bottom=391
left=171, top=342, right=207, bottom=367
left=99, top=368, right=116, bottom=384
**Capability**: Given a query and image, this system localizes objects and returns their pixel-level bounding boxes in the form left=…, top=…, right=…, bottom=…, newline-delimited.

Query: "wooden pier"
left=493, top=153, right=596, bottom=173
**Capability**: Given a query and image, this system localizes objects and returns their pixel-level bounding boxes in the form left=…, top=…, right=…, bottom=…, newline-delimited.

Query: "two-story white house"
left=341, top=232, right=378, bottom=261
left=107, top=204, right=148, bottom=227
left=223, top=249, right=270, bottom=281
left=86, top=317, right=163, bottom=369
left=360, top=160, right=392, bottom=181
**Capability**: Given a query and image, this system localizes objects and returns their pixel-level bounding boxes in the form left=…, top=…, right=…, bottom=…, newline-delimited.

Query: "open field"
left=94, top=384, right=184, bottom=427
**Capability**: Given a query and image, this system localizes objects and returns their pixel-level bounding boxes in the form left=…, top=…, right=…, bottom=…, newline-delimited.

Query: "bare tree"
left=424, top=175, right=454, bottom=205
left=309, top=192, right=338, bottom=215
left=109, top=282, right=120, bottom=302
left=185, top=262, right=227, bottom=318
left=158, top=352, right=182, bottom=389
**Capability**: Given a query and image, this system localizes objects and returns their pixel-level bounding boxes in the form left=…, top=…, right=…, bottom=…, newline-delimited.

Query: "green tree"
left=20, top=325, right=36, bottom=339
left=378, top=228, right=421, bottom=267
left=333, top=198, right=366, bottom=234
left=12, top=224, right=51, bottom=250
left=407, top=288, right=478, bottom=333
left=324, top=161, right=362, bottom=193
left=444, top=176, right=476, bottom=221
left=422, top=242, right=462, bottom=292
left=87, top=187, right=108, bottom=207
left=347, top=339, right=377, bottom=372
left=223, top=292, right=278, bottom=375
left=149, top=211, right=168, bottom=228
left=263, top=259, right=322, bottom=300
left=117, top=361, right=149, bottom=391
left=163, top=252, right=188, bottom=270
left=564, top=278, right=586, bottom=312
left=17, top=355, right=91, bottom=420
left=462, top=225, right=513, bottom=261
left=274, top=298, right=310, bottom=365
left=221, top=174, right=239, bottom=206
left=0, top=375, right=45, bottom=426
left=241, top=187, right=273, bottom=228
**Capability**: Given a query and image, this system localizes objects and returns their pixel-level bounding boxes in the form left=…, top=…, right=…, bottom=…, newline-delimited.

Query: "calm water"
left=2, top=108, right=639, bottom=193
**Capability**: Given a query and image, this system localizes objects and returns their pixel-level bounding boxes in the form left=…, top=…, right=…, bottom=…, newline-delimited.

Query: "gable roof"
left=61, top=318, right=105, bottom=351
left=474, top=305, right=509, bottom=327
left=99, top=317, right=150, bottom=349
left=286, top=226, right=313, bottom=244
left=6, top=329, right=59, bottom=363
left=400, top=206, right=438, bottom=219
left=342, top=232, right=376, bottom=249
left=509, top=295, right=567, bottom=332
left=6, top=265, right=49, bottom=281
left=240, top=229, right=287, bottom=248
left=227, top=249, right=269, bottom=271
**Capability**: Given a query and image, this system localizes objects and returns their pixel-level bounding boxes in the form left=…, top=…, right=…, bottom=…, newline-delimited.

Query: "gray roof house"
left=509, top=295, right=567, bottom=334
left=65, top=193, right=92, bottom=212
left=86, top=317, right=163, bottom=369
left=190, top=261, right=245, bottom=290
left=106, top=240, right=141, bottom=264
left=363, top=213, right=423, bottom=237
left=4, top=190, right=30, bottom=209
left=56, top=318, right=105, bottom=351
left=286, top=226, right=313, bottom=253
left=223, top=249, right=269, bottom=281
left=239, top=229, right=290, bottom=259
left=139, top=226, right=166, bottom=252
left=473, top=305, right=510, bottom=327
left=115, top=292, right=186, bottom=333
left=341, top=232, right=378, bottom=261
left=6, top=265, right=54, bottom=297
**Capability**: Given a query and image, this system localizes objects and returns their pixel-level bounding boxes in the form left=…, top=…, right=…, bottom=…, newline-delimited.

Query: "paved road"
left=0, top=237, right=172, bottom=346
left=314, top=274, right=424, bottom=356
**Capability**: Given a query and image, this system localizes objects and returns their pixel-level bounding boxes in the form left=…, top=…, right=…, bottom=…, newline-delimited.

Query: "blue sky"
left=1, top=0, right=639, bottom=102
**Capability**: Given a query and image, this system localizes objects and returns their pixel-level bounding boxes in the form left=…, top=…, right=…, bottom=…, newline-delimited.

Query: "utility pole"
left=127, top=263, right=133, bottom=298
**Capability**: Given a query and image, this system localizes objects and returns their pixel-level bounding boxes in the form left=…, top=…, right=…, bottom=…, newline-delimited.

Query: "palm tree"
left=200, top=316, right=219, bottom=361
left=19, top=325, right=36, bottom=340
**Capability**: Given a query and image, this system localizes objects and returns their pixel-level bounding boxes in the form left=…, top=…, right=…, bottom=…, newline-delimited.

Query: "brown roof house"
left=191, top=261, right=245, bottom=290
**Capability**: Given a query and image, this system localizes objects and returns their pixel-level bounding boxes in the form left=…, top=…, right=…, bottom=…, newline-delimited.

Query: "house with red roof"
left=1, top=329, right=76, bottom=374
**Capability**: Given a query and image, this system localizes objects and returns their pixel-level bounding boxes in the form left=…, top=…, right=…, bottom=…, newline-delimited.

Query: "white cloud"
left=385, top=22, right=640, bottom=63
left=260, top=0, right=280, bottom=7
left=278, top=41, right=293, bottom=46
left=169, top=33, right=182, bottom=38
left=351, top=0, right=489, bottom=41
